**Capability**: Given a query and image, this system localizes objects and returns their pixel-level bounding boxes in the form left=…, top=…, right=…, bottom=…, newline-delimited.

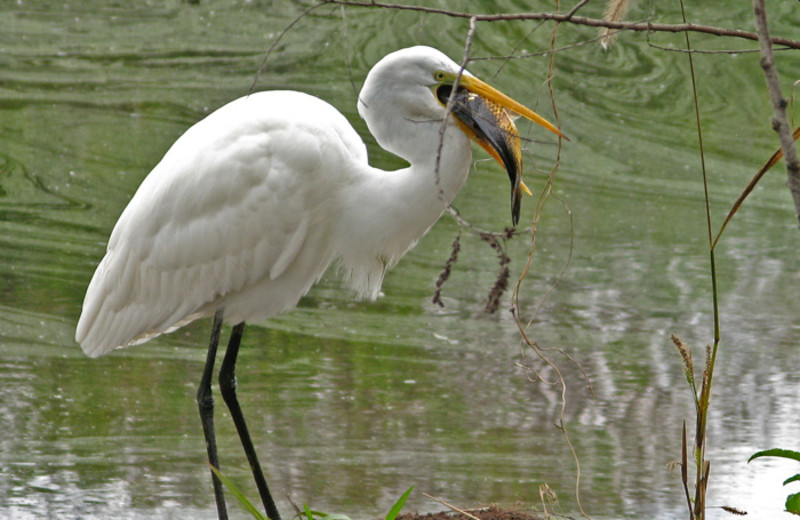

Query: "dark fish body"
left=437, top=84, right=525, bottom=225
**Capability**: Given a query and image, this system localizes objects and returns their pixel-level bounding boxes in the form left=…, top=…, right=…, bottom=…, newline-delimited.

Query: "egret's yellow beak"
left=435, top=73, right=567, bottom=226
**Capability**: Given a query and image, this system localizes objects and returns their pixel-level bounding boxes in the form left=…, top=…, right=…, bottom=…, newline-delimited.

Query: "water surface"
left=2, top=2, right=800, bottom=519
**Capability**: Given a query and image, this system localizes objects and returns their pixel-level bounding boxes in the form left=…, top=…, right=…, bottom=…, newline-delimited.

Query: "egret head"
left=358, top=46, right=461, bottom=154
left=358, top=46, right=566, bottom=225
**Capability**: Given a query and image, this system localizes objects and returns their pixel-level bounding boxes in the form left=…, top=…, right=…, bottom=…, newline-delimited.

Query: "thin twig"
left=489, top=20, right=548, bottom=81
left=752, top=0, right=800, bottom=227
left=323, top=0, right=800, bottom=49
left=445, top=206, right=519, bottom=238
left=338, top=5, right=361, bottom=100
left=422, top=494, right=483, bottom=520
left=435, top=17, right=477, bottom=202
left=250, top=2, right=329, bottom=92
left=565, top=0, right=592, bottom=20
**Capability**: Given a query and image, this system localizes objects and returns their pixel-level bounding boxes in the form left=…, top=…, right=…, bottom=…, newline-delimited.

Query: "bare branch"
left=321, top=0, right=800, bottom=49
left=752, top=0, right=800, bottom=226
left=564, top=0, right=592, bottom=20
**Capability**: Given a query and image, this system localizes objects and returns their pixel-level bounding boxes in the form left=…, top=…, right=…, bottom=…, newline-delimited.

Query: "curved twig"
left=321, top=0, right=800, bottom=50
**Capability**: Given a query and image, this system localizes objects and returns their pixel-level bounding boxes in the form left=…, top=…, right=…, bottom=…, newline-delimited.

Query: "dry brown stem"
left=321, top=0, right=800, bottom=49
left=752, top=0, right=800, bottom=226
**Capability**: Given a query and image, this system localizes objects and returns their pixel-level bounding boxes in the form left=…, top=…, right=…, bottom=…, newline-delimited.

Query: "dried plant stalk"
left=671, top=334, right=695, bottom=387
left=432, top=232, right=462, bottom=308
left=600, top=0, right=635, bottom=49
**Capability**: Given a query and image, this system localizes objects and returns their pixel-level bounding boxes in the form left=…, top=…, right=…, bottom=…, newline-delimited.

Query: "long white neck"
left=335, top=124, right=472, bottom=300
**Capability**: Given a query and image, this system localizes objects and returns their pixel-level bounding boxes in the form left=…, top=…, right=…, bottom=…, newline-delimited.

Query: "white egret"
left=75, top=46, right=566, bottom=520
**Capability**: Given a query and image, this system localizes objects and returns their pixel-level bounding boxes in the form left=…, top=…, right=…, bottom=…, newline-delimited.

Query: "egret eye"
left=433, top=70, right=447, bottom=82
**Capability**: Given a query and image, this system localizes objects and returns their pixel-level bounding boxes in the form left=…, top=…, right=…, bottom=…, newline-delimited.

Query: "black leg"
left=219, top=322, right=282, bottom=520
left=197, top=309, right=229, bottom=520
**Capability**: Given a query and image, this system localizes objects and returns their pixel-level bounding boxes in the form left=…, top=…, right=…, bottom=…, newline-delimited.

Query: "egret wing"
left=76, top=92, right=366, bottom=356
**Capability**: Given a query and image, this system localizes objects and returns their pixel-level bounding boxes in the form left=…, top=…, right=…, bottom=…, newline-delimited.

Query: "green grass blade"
left=384, top=486, right=414, bottom=520
left=209, top=465, right=267, bottom=520
left=303, top=503, right=316, bottom=520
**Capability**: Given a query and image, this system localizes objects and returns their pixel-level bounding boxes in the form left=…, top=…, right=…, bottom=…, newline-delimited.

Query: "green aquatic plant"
left=748, top=449, right=800, bottom=515
left=210, top=464, right=413, bottom=520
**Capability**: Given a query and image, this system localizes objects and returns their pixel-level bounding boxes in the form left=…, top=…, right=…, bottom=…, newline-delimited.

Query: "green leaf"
left=303, top=503, right=315, bottom=520
left=385, top=486, right=414, bottom=520
left=784, top=474, right=800, bottom=487
left=209, top=465, right=268, bottom=520
left=749, top=449, right=800, bottom=464
left=785, top=492, right=800, bottom=514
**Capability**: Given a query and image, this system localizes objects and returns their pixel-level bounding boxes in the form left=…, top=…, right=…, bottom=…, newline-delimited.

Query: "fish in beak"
left=435, top=73, right=567, bottom=226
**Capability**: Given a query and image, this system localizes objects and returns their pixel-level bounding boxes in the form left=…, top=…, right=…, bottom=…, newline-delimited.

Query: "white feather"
left=76, top=47, right=478, bottom=357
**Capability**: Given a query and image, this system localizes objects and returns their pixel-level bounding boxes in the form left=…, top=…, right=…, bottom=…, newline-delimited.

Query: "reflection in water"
left=2, top=2, right=800, bottom=520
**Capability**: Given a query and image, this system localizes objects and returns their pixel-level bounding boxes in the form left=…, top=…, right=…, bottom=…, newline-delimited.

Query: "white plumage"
left=77, top=48, right=466, bottom=356
left=76, top=45, right=564, bottom=358
left=75, top=46, right=566, bottom=520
